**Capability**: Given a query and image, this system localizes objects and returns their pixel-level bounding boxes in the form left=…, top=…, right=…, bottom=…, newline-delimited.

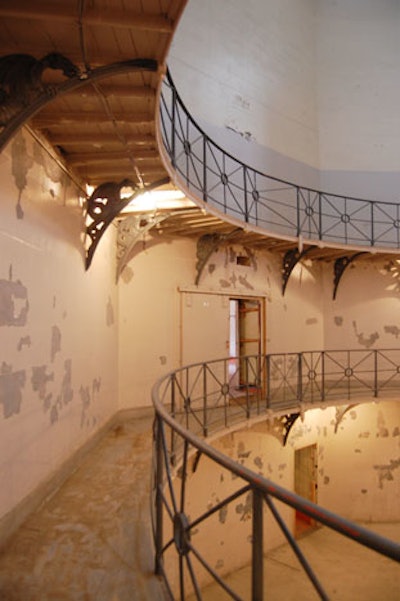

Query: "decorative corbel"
left=116, top=211, right=170, bottom=281
left=333, top=253, right=366, bottom=300
left=85, top=179, right=139, bottom=269
left=334, top=404, right=357, bottom=433
left=195, top=228, right=241, bottom=285
left=267, top=412, right=301, bottom=446
left=282, top=246, right=315, bottom=295
left=0, top=57, right=158, bottom=152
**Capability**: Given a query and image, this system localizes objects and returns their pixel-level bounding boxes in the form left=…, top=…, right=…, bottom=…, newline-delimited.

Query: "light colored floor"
left=0, top=415, right=167, bottom=601
left=0, top=415, right=398, bottom=601
left=196, top=522, right=400, bottom=601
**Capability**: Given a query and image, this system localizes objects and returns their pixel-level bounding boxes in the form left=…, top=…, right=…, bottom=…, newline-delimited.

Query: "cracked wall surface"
left=0, top=129, right=118, bottom=525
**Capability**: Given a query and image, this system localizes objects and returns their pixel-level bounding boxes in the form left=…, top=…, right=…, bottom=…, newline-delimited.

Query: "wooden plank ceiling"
left=0, top=0, right=397, bottom=267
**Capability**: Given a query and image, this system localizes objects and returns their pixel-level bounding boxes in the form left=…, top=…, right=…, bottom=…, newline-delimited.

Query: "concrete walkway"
left=0, top=413, right=398, bottom=601
left=0, top=414, right=167, bottom=601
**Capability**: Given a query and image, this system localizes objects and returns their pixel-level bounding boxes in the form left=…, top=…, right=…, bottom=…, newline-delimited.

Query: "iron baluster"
left=203, top=363, right=208, bottom=437
left=296, top=186, right=301, bottom=236
left=298, top=352, right=303, bottom=402
left=374, top=349, right=378, bottom=397
left=252, top=488, right=264, bottom=601
left=370, top=200, right=374, bottom=246
left=243, top=165, right=249, bottom=222
left=155, top=415, right=164, bottom=575
left=203, top=136, right=208, bottom=202
left=171, top=84, right=176, bottom=168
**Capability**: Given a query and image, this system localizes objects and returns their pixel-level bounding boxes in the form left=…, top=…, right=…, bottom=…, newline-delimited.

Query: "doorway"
left=229, top=297, right=263, bottom=388
left=294, top=444, right=318, bottom=537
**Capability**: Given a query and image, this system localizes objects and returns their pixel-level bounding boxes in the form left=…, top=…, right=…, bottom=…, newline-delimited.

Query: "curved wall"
left=169, top=0, right=400, bottom=200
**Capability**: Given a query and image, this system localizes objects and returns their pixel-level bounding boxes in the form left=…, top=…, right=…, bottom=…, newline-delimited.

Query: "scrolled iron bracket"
left=334, top=404, right=357, bottom=433
left=333, top=252, right=366, bottom=300
left=282, top=246, right=315, bottom=295
left=85, top=179, right=139, bottom=269
left=116, top=211, right=170, bottom=281
left=195, top=228, right=242, bottom=285
left=267, top=412, right=301, bottom=446
left=0, top=56, right=158, bottom=152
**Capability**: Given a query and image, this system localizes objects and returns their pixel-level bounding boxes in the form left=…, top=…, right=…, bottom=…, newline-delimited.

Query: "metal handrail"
left=159, top=70, right=400, bottom=250
left=152, top=350, right=400, bottom=600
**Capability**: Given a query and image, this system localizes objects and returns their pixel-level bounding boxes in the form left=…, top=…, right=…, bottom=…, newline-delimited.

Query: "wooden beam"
left=69, top=85, right=156, bottom=100
left=68, top=150, right=160, bottom=166
left=48, top=133, right=156, bottom=146
left=32, top=112, right=154, bottom=127
left=0, top=1, right=173, bottom=32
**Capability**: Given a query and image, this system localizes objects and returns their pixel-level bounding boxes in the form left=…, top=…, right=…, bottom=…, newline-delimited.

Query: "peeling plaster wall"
left=169, top=400, right=399, bottom=589
left=118, top=239, right=324, bottom=409
left=0, top=130, right=118, bottom=526
left=321, top=259, right=400, bottom=350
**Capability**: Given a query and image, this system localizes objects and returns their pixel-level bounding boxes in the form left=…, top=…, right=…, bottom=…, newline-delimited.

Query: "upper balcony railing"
left=159, top=71, right=400, bottom=250
left=152, top=349, right=400, bottom=600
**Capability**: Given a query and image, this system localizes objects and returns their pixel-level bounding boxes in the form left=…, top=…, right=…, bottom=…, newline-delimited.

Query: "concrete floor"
left=0, top=415, right=167, bottom=601
left=0, top=414, right=398, bottom=601
left=196, top=522, right=400, bottom=601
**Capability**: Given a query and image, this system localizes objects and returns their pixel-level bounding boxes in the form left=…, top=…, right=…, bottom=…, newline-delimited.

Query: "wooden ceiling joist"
left=47, top=133, right=156, bottom=147
left=32, top=112, right=154, bottom=127
left=0, top=2, right=174, bottom=32
left=68, top=150, right=159, bottom=166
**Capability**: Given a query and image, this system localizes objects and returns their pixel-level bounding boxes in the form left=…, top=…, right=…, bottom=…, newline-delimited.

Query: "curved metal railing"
left=152, top=349, right=400, bottom=600
left=159, top=71, right=400, bottom=250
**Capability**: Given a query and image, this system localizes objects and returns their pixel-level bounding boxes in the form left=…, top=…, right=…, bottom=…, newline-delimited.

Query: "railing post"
left=296, top=187, right=301, bottom=236
left=171, top=86, right=176, bottom=168
left=321, top=351, right=325, bottom=402
left=374, top=349, right=378, bottom=397
left=203, top=363, right=208, bottom=437
left=297, top=352, right=303, bottom=402
left=171, top=374, right=176, bottom=464
left=318, top=192, right=323, bottom=240
left=155, top=415, right=164, bottom=575
left=266, top=354, right=271, bottom=409
left=243, top=165, right=249, bottom=222
left=370, top=200, right=375, bottom=246
left=203, top=136, right=208, bottom=203
left=252, top=488, right=264, bottom=601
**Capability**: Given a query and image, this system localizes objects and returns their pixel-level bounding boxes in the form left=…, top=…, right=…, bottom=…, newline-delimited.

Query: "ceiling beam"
left=69, top=85, right=156, bottom=100
left=48, top=133, right=156, bottom=146
left=32, top=112, right=154, bottom=127
left=0, top=2, right=173, bottom=32
left=68, top=150, right=160, bottom=166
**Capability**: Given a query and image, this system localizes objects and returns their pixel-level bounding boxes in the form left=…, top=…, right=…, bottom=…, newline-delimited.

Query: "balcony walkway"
left=0, top=411, right=398, bottom=601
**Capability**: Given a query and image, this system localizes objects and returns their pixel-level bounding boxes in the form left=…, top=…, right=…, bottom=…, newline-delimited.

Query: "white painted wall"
left=321, top=258, right=400, bottom=350
left=169, top=0, right=319, bottom=170
left=0, top=130, right=119, bottom=525
left=168, top=0, right=400, bottom=200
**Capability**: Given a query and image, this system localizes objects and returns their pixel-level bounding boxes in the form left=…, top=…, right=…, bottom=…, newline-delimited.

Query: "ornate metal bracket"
left=334, top=404, right=357, bottom=433
left=0, top=56, right=158, bottom=152
left=282, top=246, right=315, bottom=295
left=267, top=412, right=301, bottom=446
left=333, top=252, right=366, bottom=300
left=195, top=228, right=242, bottom=285
left=86, top=175, right=170, bottom=270
left=116, top=211, right=170, bottom=281
left=85, top=179, right=139, bottom=269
